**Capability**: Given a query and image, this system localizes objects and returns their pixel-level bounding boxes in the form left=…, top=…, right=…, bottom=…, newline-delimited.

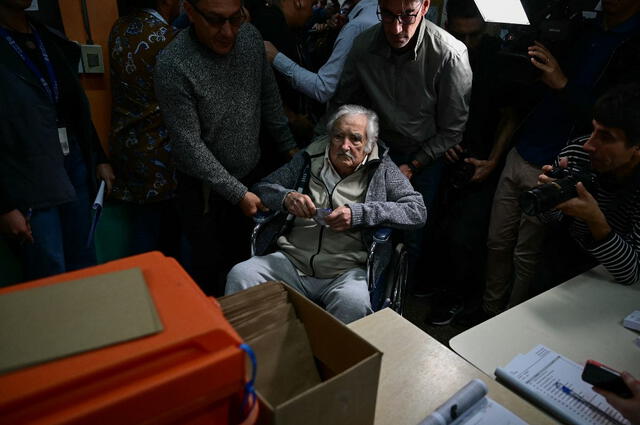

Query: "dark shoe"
left=455, top=307, right=491, bottom=327
left=429, top=302, right=464, bottom=326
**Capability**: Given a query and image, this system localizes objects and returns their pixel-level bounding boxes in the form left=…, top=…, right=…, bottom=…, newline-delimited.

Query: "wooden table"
left=348, top=308, right=558, bottom=425
left=450, top=266, right=640, bottom=378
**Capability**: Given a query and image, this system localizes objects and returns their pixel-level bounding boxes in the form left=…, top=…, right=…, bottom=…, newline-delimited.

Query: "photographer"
left=482, top=0, right=640, bottom=317
left=538, top=85, right=640, bottom=286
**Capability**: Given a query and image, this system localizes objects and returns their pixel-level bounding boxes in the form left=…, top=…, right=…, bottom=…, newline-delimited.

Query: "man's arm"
left=252, top=151, right=307, bottom=210
left=154, top=62, right=248, bottom=205
left=556, top=183, right=639, bottom=285
left=414, top=50, right=473, bottom=165
left=349, top=157, right=427, bottom=230
left=259, top=42, right=297, bottom=154
left=271, top=22, right=367, bottom=104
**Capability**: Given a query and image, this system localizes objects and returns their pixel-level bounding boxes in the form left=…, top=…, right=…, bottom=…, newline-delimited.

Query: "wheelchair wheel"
left=384, top=242, right=408, bottom=316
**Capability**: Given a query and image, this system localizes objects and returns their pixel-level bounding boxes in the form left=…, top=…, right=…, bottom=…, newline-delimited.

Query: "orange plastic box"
left=0, top=252, right=253, bottom=425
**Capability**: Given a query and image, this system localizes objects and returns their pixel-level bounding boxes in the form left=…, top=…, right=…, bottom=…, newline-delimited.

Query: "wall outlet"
left=80, top=44, right=104, bottom=74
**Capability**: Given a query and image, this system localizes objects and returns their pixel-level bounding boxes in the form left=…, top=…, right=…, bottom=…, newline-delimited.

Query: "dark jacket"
left=0, top=22, right=107, bottom=214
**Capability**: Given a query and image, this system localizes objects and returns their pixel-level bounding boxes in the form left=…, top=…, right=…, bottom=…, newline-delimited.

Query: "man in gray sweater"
left=225, top=105, right=427, bottom=323
left=155, top=0, right=297, bottom=295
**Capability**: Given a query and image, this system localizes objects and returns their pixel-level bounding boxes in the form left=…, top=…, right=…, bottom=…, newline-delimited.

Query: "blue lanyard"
left=0, top=25, right=60, bottom=105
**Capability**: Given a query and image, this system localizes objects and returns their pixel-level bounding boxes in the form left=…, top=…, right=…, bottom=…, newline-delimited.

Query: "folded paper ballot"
left=219, top=282, right=322, bottom=406
left=419, top=379, right=529, bottom=425
left=0, top=268, right=162, bottom=374
left=86, top=180, right=106, bottom=248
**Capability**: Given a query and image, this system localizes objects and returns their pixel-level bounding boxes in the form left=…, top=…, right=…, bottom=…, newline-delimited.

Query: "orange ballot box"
left=0, top=252, right=253, bottom=425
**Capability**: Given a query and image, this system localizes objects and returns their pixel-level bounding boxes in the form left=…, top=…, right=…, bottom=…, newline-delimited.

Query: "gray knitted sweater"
left=154, top=25, right=296, bottom=204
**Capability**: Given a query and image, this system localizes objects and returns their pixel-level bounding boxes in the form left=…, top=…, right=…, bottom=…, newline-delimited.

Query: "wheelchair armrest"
left=372, top=227, right=392, bottom=244
left=253, top=210, right=277, bottom=224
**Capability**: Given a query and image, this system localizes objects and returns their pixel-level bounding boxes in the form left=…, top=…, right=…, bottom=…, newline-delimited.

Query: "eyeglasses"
left=191, top=4, right=246, bottom=28
left=376, top=4, right=422, bottom=25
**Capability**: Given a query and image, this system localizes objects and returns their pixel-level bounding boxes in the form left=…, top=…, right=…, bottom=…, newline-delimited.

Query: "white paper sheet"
left=496, top=345, right=629, bottom=425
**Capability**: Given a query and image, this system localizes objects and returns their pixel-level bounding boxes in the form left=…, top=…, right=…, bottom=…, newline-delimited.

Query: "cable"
left=80, top=0, right=94, bottom=44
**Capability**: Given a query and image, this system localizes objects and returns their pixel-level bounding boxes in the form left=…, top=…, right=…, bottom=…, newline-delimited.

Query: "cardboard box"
left=254, top=283, right=382, bottom=425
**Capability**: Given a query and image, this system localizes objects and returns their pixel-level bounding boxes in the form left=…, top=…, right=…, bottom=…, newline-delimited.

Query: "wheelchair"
left=250, top=211, right=409, bottom=316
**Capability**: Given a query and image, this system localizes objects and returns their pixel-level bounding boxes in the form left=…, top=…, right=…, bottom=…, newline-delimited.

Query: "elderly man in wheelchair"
left=225, top=105, right=427, bottom=323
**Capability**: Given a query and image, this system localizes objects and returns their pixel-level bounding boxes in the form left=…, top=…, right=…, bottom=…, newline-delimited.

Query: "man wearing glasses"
left=328, top=0, right=472, bottom=294
left=154, top=0, right=297, bottom=296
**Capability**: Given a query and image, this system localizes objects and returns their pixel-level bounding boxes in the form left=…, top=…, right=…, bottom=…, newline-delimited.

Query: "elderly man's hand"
left=264, top=41, right=279, bottom=64
left=325, top=206, right=352, bottom=231
left=239, top=191, right=268, bottom=217
left=528, top=41, right=568, bottom=90
left=285, top=192, right=316, bottom=218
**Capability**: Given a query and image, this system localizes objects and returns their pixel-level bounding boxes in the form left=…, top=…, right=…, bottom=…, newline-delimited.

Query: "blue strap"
left=239, top=343, right=257, bottom=414
left=0, top=25, right=59, bottom=105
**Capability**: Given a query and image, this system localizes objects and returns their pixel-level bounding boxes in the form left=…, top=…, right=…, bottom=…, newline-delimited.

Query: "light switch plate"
left=80, top=44, right=104, bottom=74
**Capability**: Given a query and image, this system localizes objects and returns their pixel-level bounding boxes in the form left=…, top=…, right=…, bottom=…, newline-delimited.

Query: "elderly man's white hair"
left=326, top=104, right=379, bottom=153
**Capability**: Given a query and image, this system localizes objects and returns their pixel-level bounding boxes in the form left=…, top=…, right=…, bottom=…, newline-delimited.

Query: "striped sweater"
left=542, top=137, right=640, bottom=285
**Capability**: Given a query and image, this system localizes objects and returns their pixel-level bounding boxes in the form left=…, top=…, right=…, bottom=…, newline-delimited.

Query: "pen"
left=554, top=382, right=626, bottom=425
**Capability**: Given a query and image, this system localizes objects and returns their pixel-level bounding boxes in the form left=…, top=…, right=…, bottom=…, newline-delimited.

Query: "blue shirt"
left=516, top=13, right=640, bottom=166
left=272, top=0, right=379, bottom=103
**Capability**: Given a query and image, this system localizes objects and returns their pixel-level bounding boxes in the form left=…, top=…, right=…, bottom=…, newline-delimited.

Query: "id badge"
left=58, top=127, right=70, bottom=156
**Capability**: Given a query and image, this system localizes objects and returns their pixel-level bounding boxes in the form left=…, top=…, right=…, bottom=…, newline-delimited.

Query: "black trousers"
left=176, top=172, right=253, bottom=297
left=428, top=172, right=499, bottom=309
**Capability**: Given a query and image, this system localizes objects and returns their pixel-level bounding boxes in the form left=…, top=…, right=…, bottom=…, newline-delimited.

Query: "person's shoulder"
left=423, top=19, right=467, bottom=58
left=348, top=0, right=379, bottom=26
left=34, top=22, right=81, bottom=61
left=109, top=15, right=129, bottom=36
left=161, top=29, right=191, bottom=54
left=305, top=136, right=329, bottom=156
left=351, top=23, right=382, bottom=51
left=235, top=23, right=264, bottom=52
left=156, top=29, right=191, bottom=68
left=561, top=135, right=592, bottom=160
left=239, top=22, right=262, bottom=40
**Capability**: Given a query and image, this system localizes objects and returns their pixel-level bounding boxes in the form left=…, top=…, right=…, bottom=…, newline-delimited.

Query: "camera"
left=519, top=166, right=597, bottom=216
left=493, top=0, right=600, bottom=85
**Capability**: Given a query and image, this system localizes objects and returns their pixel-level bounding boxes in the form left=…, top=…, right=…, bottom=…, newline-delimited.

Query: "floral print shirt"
left=108, top=9, right=178, bottom=203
